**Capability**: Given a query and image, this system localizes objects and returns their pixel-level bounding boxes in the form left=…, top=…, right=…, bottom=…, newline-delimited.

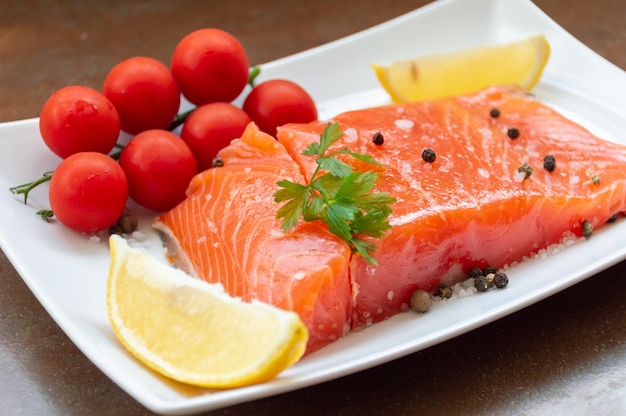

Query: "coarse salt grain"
left=270, top=229, right=284, bottom=238
left=461, top=278, right=475, bottom=288
left=401, top=161, right=412, bottom=175
left=206, top=220, right=218, bottom=233
left=458, top=287, right=477, bottom=298
left=513, top=171, right=527, bottom=182
left=343, top=127, right=357, bottom=143
left=131, top=230, right=146, bottom=242
left=394, top=119, right=414, bottom=130
left=478, top=168, right=490, bottom=178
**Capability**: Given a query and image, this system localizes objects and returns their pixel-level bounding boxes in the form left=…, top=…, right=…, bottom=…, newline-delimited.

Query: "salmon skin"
left=156, top=86, right=626, bottom=351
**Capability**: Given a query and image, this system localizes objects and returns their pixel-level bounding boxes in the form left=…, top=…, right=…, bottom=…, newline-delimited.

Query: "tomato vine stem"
left=167, top=108, right=195, bottom=131
left=166, top=65, right=262, bottom=132
left=9, top=171, right=53, bottom=204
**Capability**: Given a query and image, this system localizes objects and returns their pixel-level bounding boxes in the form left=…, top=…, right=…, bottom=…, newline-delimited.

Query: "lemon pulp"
left=372, top=34, right=550, bottom=102
left=106, top=235, right=308, bottom=388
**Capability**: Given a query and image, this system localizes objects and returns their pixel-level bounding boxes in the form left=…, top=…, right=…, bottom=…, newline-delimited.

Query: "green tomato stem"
left=36, top=209, right=54, bottom=222
left=108, top=143, right=126, bottom=160
left=166, top=65, right=261, bottom=132
left=167, top=108, right=195, bottom=131
left=9, top=171, right=53, bottom=204
left=248, top=65, right=261, bottom=87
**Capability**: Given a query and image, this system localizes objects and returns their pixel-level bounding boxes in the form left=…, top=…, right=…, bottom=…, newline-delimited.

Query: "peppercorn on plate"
left=1, top=0, right=626, bottom=414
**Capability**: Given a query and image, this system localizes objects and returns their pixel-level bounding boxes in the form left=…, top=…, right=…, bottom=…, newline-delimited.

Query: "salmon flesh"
left=155, top=86, right=626, bottom=352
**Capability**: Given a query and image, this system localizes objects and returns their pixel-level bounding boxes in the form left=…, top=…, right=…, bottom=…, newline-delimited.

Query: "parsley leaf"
left=274, top=122, right=396, bottom=264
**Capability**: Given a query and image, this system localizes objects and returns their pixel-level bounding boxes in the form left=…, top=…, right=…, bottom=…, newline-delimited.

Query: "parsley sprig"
left=274, top=122, right=396, bottom=264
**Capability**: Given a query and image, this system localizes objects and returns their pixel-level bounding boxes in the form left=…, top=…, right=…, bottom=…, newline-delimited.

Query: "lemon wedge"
left=106, top=234, right=308, bottom=388
left=372, top=34, right=550, bottom=102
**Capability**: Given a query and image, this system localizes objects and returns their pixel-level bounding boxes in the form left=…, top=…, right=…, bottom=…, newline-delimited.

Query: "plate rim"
left=1, top=0, right=626, bottom=414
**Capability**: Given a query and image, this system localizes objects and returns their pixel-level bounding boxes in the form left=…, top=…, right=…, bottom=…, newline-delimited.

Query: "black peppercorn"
left=474, top=276, right=490, bottom=292
left=435, top=284, right=453, bottom=299
left=422, top=148, right=436, bottom=163
left=372, top=131, right=384, bottom=145
left=518, top=162, right=533, bottom=179
left=109, top=213, right=138, bottom=235
left=212, top=157, right=224, bottom=168
left=507, top=127, right=520, bottom=139
left=482, top=265, right=498, bottom=275
left=543, top=154, right=556, bottom=172
left=468, top=266, right=483, bottom=279
left=490, top=108, right=500, bottom=118
left=493, top=272, right=509, bottom=289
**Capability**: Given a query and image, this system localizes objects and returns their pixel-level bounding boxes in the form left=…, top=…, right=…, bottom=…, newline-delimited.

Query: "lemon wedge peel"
left=106, top=235, right=308, bottom=389
left=372, top=34, right=551, bottom=103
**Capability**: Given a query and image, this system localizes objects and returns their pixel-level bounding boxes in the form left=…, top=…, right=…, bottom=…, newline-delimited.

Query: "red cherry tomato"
left=180, top=102, right=251, bottom=171
left=39, top=86, right=121, bottom=159
left=103, top=56, right=181, bottom=134
left=119, top=129, right=197, bottom=211
left=170, top=28, right=249, bottom=106
left=49, top=152, right=128, bottom=233
left=242, top=79, right=317, bottom=137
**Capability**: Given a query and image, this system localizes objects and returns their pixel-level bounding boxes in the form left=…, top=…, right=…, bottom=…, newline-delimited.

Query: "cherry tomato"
left=119, top=129, right=197, bottom=211
left=49, top=152, right=128, bottom=233
left=180, top=102, right=251, bottom=171
left=103, top=56, right=181, bottom=135
left=39, top=86, right=121, bottom=159
left=170, top=28, right=249, bottom=106
left=242, top=79, right=317, bottom=137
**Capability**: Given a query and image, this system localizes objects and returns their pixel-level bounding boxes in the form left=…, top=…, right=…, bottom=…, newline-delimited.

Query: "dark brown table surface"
left=1, top=1, right=625, bottom=415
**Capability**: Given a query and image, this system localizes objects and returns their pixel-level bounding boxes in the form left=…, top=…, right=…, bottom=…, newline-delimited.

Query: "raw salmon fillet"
left=156, top=86, right=626, bottom=351
left=154, top=123, right=352, bottom=353
left=277, top=86, right=626, bottom=328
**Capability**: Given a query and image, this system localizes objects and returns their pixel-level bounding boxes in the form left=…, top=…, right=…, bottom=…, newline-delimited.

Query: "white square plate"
left=1, top=0, right=625, bottom=414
